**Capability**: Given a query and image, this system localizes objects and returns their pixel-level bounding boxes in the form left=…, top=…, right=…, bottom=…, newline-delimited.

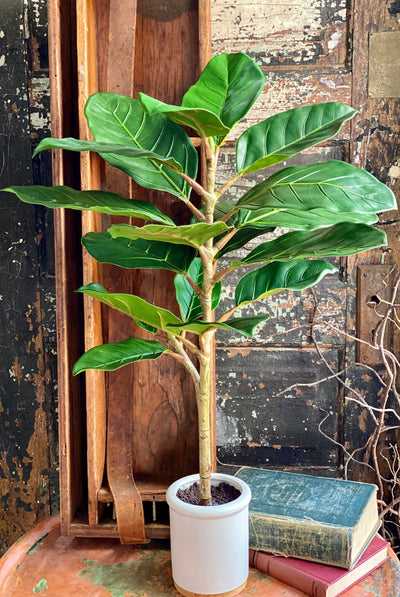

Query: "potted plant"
left=4, top=52, right=395, bottom=596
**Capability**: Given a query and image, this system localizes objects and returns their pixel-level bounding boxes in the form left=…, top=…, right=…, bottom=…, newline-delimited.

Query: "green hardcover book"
left=235, top=467, right=380, bottom=569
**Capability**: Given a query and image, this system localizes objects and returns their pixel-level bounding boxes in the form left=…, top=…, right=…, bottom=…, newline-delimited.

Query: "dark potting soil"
left=177, top=481, right=241, bottom=506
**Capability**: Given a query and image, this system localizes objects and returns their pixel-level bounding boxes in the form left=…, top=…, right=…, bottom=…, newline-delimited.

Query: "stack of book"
left=235, top=467, right=389, bottom=597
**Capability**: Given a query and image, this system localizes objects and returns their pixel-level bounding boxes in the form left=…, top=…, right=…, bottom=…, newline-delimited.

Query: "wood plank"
left=199, top=0, right=211, bottom=71
left=76, top=0, right=107, bottom=527
left=48, top=0, right=83, bottom=537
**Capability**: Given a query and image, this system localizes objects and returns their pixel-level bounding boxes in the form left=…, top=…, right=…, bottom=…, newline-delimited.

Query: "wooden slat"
left=48, top=0, right=83, bottom=536
left=199, top=0, right=211, bottom=71
left=76, top=0, right=107, bottom=527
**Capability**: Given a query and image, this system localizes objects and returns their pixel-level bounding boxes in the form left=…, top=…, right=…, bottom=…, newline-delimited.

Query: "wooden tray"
left=49, top=0, right=213, bottom=543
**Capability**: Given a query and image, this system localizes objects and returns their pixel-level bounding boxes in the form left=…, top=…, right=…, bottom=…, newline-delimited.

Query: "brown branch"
left=179, top=172, right=207, bottom=196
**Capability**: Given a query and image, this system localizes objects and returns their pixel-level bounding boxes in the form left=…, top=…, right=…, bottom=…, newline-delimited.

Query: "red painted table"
left=0, top=516, right=399, bottom=596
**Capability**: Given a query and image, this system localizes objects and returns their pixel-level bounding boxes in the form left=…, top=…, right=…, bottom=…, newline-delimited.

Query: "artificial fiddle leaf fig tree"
left=4, top=52, right=396, bottom=507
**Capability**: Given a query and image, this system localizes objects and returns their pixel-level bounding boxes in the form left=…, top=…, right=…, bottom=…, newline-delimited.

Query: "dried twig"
left=277, top=271, right=400, bottom=553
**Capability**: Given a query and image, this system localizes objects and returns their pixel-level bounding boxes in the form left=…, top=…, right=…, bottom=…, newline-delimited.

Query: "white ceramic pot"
left=166, top=472, right=251, bottom=597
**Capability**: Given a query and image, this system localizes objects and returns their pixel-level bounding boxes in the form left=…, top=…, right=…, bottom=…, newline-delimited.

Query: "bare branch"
left=168, top=336, right=200, bottom=387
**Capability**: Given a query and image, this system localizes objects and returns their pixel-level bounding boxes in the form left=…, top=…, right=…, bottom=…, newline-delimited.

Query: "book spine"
left=250, top=550, right=328, bottom=597
left=249, top=514, right=350, bottom=567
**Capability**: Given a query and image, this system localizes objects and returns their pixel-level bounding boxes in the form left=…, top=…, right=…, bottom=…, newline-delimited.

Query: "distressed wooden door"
left=210, top=0, right=400, bottom=479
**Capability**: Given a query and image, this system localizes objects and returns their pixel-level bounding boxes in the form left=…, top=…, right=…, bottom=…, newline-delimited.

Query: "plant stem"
left=197, top=335, right=213, bottom=504
left=197, top=141, right=218, bottom=505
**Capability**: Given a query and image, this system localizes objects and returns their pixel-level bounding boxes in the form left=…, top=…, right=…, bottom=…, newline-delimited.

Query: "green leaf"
left=77, top=283, right=183, bottom=334
left=140, top=53, right=265, bottom=141
left=236, top=206, right=379, bottom=230
left=84, top=92, right=198, bottom=199
left=236, top=103, right=357, bottom=174
left=224, top=315, right=270, bottom=336
left=82, top=232, right=197, bottom=274
left=215, top=225, right=275, bottom=257
left=235, top=260, right=338, bottom=307
left=174, top=258, right=222, bottom=321
left=34, top=137, right=183, bottom=171
left=167, top=314, right=269, bottom=337
left=139, top=93, right=230, bottom=139
left=240, top=223, right=388, bottom=264
left=3, top=185, right=174, bottom=224
left=135, top=320, right=158, bottom=334
left=73, top=337, right=168, bottom=374
left=213, top=201, right=276, bottom=257
left=108, top=222, right=231, bottom=250
left=236, top=160, right=397, bottom=215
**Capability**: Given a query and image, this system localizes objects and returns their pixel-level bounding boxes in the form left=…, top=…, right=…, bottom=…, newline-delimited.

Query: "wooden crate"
left=49, top=0, right=213, bottom=543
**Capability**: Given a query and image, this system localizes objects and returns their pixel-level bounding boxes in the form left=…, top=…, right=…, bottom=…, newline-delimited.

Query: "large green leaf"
left=108, top=222, right=230, bottom=250
left=235, top=260, right=338, bottom=307
left=34, top=138, right=183, bottom=171
left=236, top=206, right=378, bottom=231
left=167, top=314, right=269, bottom=337
left=236, top=160, right=397, bottom=215
left=82, top=232, right=197, bottom=274
left=139, top=53, right=265, bottom=141
left=84, top=92, right=198, bottom=199
left=77, top=283, right=183, bottom=334
left=3, top=185, right=174, bottom=224
left=73, top=337, right=168, bottom=374
left=174, top=258, right=222, bottom=321
left=236, top=103, right=357, bottom=174
left=239, top=223, right=387, bottom=264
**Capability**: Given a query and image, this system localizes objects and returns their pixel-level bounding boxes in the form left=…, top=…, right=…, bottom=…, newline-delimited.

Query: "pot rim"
left=166, top=472, right=251, bottom=519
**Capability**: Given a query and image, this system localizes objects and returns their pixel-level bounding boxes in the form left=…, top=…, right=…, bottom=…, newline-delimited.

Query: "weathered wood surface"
left=212, top=0, right=348, bottom=67
left=54, top=0, right=205, bottom=541
left=0, top=0, right=57, bottom=555
left=48, top=0, right=85, bottom=538
left=211, top=0, right=400, bottom=480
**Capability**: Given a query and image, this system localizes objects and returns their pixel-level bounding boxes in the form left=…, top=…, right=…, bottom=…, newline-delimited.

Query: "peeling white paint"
left=328, top=29, right=343, bottom=51
left=320, top=77, right=336, bottom=89
left=389, top=165, right=400, bottom=179
left=216, top=407, right=240, bottom=445
left=30, top=112, right=48, bottom=129
left=212, top=0, right=347, bottom=66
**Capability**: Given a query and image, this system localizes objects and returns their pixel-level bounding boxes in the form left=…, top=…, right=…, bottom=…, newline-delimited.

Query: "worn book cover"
left=249, top=534, right=389, bottom=597
left=235, top=467, right=379, bottom=568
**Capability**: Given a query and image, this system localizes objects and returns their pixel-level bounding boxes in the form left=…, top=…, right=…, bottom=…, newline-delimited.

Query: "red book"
left=249, top=534, right=389, bottom=597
